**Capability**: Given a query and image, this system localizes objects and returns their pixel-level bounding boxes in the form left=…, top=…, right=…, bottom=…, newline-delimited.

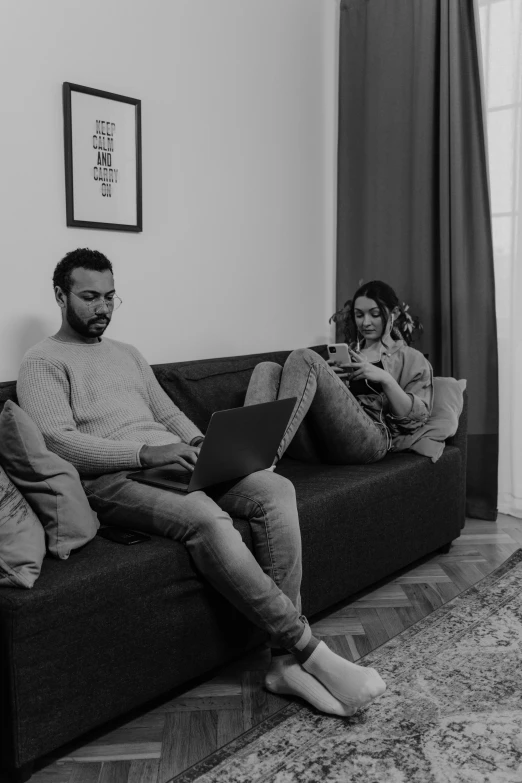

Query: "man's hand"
left=139, top=442, right=201, bottom=471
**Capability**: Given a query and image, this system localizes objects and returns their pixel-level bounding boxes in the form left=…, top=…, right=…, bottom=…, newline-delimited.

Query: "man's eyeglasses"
left=68, top=290, right=123, bottom=313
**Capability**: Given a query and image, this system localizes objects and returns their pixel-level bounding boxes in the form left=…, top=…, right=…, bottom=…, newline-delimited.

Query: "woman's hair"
left=330, top=280, right=423, bottom=347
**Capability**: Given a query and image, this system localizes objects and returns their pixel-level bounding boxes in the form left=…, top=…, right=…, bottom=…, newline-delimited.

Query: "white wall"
left=0, top=0, right=338, bottom=381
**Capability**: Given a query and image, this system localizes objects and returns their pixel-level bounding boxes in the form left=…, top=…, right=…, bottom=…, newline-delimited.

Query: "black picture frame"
left=63, top=82, right=142, bottom=232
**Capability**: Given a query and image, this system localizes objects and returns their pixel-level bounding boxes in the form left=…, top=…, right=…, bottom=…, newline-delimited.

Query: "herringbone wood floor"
left=19, top=513, right=522, bottom=783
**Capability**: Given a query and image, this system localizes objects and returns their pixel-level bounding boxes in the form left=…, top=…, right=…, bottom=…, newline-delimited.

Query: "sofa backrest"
left=0, top=346, right=329, bottom=423
left=152, top=346, right=328, bottom=432
left=0, top=347, right=466, bottom=470
left=0, top=381, right=17, bottom=414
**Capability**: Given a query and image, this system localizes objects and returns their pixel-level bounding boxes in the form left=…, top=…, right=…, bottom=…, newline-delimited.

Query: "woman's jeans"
left=245, top=348, right=389, bottom=464
left=82, top=469, right=311, bottom=651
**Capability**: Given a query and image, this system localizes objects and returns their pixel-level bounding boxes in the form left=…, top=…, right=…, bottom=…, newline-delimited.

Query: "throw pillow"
left=0, top=400, right=99, bottom=560
left=0, top=465, right=46, bottom=588
left=392, top=376, right=466, bottom=462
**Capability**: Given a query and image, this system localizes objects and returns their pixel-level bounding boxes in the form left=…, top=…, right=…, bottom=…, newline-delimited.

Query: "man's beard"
left=65, top=302, right=110, bottom=338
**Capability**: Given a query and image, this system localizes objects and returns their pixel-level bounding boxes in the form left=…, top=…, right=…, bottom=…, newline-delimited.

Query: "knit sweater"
left=17, top=337, right=203, bottom=476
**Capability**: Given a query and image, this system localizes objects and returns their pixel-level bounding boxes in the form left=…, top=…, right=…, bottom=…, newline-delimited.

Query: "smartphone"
left=327, top=343, right=352, bottom=365
left=97, top=526, right=151, bottom=545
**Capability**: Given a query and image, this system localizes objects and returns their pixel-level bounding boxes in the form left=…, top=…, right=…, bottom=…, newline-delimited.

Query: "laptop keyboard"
left=174, top=470, right=192, bottom=485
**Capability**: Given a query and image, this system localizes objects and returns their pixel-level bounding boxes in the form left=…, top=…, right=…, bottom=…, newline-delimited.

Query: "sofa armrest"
left=446, top=389, right=468, bottom=528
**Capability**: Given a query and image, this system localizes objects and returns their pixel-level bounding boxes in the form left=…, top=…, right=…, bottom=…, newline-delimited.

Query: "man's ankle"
left=286, top=619, right=315, bottom=658
left=292, top=635, right=320, bottom=665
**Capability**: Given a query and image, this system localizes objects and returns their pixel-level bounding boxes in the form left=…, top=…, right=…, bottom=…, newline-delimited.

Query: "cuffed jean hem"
left=267, top=614, right=312, bottom=652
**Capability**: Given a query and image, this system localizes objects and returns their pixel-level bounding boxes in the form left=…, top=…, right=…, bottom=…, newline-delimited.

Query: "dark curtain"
left=336, top=0, right=498, bottom=520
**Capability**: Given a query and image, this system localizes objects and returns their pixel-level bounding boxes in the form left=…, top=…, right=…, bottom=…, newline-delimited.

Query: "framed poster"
left=63, top=82, right=142, bottom=231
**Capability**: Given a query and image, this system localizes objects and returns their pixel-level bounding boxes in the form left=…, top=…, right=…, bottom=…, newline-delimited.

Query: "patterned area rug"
left=170, top=549, right=522, bottom=783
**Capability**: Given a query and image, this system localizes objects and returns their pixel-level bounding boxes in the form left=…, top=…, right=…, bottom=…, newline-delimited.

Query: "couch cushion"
left=277, top=446, right=463, bottom=616
left=0, top=519, right=260, bottom=766
left=0, top=401, right=99, bottom=560
left=392, top=377, right=466, bottom=462
left=0, top=465, right=46, bottom=589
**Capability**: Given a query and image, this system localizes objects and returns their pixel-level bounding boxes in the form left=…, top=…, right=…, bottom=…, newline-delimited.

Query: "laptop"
left=128, top=397, right=297, bottom=493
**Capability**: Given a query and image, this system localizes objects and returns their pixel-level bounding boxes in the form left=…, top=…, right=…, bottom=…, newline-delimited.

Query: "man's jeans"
left=245, top=348, right=389, bottom=464
left=82, top=469, right=310, bottom=651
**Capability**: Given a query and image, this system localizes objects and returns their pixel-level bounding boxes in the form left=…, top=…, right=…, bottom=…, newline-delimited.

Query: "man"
left=17, top=248, right=386, bottom=716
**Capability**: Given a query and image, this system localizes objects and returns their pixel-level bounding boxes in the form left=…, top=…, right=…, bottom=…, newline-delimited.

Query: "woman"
left=245, top=280, right=433, bottom=465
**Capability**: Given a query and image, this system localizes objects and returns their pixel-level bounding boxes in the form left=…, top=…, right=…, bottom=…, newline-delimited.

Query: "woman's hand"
left=348, top=348, right=414, bottom=417
left=348, top=349, right=390, bottom=384
left=326, top=359, right=352, bottom=381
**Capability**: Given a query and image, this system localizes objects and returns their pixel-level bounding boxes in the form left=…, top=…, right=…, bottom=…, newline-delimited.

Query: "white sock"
left=264, top=654, right=354, bottom=716
left=302, top=641, right=386, bottom=712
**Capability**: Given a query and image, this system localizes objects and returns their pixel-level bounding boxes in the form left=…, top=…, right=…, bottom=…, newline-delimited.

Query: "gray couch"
left=0, top=345, right=467, bottom=782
